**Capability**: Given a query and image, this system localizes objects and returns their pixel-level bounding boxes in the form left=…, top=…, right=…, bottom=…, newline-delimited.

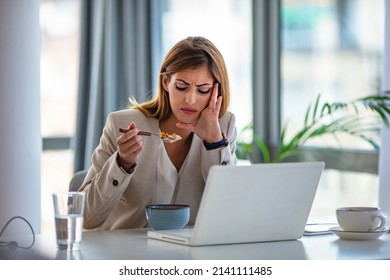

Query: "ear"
left=162, top=74, right=169, bottom=92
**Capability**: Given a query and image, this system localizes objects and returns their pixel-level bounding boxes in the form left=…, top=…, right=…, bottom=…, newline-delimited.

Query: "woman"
left=80, top=36, right=237, bottom=230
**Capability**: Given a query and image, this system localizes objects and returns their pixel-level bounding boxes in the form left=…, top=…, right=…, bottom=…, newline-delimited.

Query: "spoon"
left=119, top=128, right=182, bottom=143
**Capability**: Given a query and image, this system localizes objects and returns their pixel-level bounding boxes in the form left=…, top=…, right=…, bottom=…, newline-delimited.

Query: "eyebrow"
left=176, top=79, right=212, bottom=87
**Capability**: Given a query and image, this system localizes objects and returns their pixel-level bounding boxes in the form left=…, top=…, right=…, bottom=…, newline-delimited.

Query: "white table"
left=2, top=228, right=390, bottom=260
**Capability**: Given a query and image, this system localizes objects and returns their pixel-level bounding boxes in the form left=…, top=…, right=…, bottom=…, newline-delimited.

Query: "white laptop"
left=147, top=161, right=325, bottom=246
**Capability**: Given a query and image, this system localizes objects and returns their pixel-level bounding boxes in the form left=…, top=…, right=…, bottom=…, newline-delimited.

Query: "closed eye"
left=175, top=85, right=187, bottom=91
left=198, top=88, right=211, bottom=94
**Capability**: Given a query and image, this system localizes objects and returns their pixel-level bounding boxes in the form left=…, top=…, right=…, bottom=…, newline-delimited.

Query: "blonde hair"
left=131, top=36, right=230, bottom=120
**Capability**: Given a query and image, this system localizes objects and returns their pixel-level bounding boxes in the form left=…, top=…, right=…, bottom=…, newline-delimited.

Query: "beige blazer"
left=80, top=109, right=237, bottom=230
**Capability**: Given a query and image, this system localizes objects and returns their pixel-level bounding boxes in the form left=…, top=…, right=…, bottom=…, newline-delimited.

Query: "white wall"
left=378, top=0, right=390, bottom=211
left=0, top=0, right=41, bottom=234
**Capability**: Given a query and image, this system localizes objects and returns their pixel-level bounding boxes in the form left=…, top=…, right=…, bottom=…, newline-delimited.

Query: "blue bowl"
left=145, top=204, right=190, bottom=230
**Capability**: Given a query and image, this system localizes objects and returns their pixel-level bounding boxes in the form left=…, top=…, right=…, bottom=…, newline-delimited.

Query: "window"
left=40, top=0, right=80, bottom=233
left=280, top=0, right=385, bottom=219
left=281, top=0, right=384, bottom=150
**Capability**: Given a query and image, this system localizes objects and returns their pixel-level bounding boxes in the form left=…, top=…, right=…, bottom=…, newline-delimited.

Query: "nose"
left=185, top=88, right=196, bottom=105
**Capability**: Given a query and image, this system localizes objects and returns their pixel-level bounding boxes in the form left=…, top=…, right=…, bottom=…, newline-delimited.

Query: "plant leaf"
left=304, top=103, right=311, bottom=128
left=280, top=121, right=289, bottom=146
left=253, top=135, right=271, bottom=163
left=311, top=94, right=321, bottom=124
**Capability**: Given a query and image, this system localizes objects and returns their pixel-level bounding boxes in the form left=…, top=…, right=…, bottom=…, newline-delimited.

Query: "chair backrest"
left=69, top=170, right=88, bottom=192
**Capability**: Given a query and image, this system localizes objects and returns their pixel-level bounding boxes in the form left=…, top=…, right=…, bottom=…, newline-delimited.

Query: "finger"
left=118, top=124, right=139, bottom=143
left=127, top=122, right=136, bottom=131
left=119, top=122, right=137, bottom=133
left=117, top=130, right=142, bottom=149
left=125, top=140, right=144, bottom=154
left=215, top=95, right=223, bottom=114
left=118, top=142, right=144, bottom=168
left=208, top=83, right=219, bottom=110
left=118, top=137, right=143, bottom=158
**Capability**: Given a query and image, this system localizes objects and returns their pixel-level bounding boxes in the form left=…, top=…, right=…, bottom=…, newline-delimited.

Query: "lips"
left=180, top=107, right=198, bottom=115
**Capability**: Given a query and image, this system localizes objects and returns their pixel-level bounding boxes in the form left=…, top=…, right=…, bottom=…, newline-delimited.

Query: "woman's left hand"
left=176, top=83, right=224, bottom=143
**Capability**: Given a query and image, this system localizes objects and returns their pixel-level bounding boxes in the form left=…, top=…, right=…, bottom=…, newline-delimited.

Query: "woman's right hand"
left=116, top=122, right=144, bottom=172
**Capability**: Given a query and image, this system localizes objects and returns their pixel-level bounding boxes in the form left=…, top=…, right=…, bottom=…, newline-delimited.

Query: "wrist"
left=203, top=132, right=228, bottom=150
left=205, top=134, right=224, bottom=143
left=116, top=155, right=137, bottom=174
left=122, top=162, right=137, bottom=174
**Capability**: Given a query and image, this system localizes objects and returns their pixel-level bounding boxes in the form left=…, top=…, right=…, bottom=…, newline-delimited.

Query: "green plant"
left=237, top=92, right=390, bottom=163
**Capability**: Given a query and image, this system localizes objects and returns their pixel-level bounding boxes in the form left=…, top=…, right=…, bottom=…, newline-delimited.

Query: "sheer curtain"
left=73, top=0, right=154, bottom=172
left=379, top=0, right=390, bottom=211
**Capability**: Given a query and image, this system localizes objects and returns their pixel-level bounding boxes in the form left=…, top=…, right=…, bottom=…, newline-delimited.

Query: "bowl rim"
left=145, top=204, right=190, bottom=210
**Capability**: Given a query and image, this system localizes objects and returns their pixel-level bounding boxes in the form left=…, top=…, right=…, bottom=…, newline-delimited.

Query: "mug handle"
left=371, top=215, right=386, bottom=231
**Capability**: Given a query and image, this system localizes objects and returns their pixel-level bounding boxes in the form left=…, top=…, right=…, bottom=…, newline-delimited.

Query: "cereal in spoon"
left=160, top=132, right=182, bottom=143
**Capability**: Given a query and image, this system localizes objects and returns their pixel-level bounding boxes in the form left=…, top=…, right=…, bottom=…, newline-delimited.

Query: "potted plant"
left=236, top=92, right=390, bottom=163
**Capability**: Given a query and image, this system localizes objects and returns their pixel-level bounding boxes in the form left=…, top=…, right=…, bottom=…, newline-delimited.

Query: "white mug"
left=336, top=207, right=386, bottom=232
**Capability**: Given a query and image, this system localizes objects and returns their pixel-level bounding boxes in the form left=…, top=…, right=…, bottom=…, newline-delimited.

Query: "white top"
left=155, top=145, right=178, bottom=203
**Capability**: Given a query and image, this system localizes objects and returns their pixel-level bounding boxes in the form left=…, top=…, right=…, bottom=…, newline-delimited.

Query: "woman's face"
left=163, top=65, right=214, bottom=124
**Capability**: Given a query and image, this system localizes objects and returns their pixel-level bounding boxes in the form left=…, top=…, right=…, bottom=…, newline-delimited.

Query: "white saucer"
left=329, top=226, right=389, bottom=241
